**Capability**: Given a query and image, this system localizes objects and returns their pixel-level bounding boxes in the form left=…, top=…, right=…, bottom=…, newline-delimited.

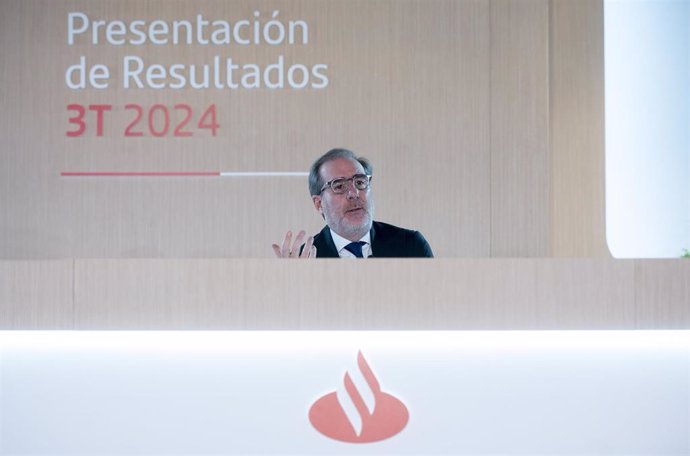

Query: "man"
left=272, top=148, right=433, bottom=258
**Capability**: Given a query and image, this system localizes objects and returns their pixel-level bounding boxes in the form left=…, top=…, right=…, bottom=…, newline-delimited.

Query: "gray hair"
left=308, top=148, right=373, bottom=196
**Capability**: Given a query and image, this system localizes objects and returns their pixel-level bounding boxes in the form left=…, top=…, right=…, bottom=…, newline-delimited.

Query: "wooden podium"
left=2, top=259, right=688, bottom=330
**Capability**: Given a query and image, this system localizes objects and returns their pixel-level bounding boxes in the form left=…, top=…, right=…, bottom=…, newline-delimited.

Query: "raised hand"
left=272, top=230, right=317, bottom=258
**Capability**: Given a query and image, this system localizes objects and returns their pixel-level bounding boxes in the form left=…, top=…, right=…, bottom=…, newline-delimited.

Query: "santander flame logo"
left=308, top=351, right=409, bottom=443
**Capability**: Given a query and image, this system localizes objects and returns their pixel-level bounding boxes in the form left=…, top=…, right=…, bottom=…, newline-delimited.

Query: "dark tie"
left=344, top=241, right=366, bottom=258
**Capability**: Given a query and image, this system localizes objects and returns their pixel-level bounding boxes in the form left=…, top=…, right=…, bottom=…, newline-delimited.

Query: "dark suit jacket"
left=311, top=221, right=433, bottom=258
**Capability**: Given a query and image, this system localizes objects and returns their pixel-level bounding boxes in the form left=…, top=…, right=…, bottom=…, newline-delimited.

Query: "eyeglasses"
left=319, top=174, right=372, bottom=194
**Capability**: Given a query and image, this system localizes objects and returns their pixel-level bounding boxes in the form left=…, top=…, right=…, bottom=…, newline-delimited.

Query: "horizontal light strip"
left=219, top=172, right=308, bottom=177
left=60, top=171, right=308, bottom=177
left=1, top=331, right=688, bottom=352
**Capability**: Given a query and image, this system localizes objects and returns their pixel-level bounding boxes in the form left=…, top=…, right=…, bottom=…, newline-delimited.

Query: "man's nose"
left=345, top=184, right=360, bottom=199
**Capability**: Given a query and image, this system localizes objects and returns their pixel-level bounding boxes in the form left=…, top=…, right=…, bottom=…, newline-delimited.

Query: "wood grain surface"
left=0, top=0, right=607, bottom=258
left=3, top=258, right=686, bottom=329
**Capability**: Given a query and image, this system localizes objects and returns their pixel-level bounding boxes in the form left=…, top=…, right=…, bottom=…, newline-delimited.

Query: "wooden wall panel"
left=0, top=260, right=73, bottom=329
left=490, top=0, right=550, bottom=256
left=549, top=0, right=609, bottom=257
left=535, top=259, right=635, bottom=328
left=1, top=258, right=686, bottom=329
left=0, top=0, right=492, bottom=259
left=426, top=259, right=538, bottom=328
left=1, top=2, right=683, bottom=337
left=68, top=259, right=690, bottom=330
left=74, top=259, right=536, bottom=329
left=74, top=259, right=246, bottom=329
left=0, top=0, right=611, bottom=259
left=286, top=259, right=538, bottom=329
left=634, top=260, right=690, bottom=329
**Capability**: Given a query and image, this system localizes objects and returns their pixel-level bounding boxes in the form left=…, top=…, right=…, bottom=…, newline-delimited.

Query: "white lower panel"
left=1, top=331, right=688, bottom=455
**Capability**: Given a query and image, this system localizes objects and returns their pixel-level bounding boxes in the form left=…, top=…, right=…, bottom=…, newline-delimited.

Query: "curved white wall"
left=605, top=0, right=690, bottom=258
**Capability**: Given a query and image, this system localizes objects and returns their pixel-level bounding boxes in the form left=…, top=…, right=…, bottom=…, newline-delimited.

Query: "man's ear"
left=312, top=195, right=323, bottom=217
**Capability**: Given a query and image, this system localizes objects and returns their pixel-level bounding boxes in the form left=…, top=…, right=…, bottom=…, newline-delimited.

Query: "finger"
left=281, top=231, right=293, bottom=256
left=300, top=236, right=314, bottom=258
left=310, top=245, right=317, bottom=258
left=271, top=244, right=283, bottom=258
left=292, top=230, right=306, bottom=256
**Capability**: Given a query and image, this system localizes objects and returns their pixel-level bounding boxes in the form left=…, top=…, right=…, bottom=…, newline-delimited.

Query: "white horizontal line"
left=219, top=172, right=308, bottom=177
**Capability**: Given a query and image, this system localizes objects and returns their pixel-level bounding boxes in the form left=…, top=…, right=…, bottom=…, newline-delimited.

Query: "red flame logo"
left=308, top=351, right=409, bottom=443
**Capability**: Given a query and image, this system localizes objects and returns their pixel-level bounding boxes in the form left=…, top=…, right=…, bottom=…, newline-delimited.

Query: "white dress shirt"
left=329, top=229, right=372, bottom=258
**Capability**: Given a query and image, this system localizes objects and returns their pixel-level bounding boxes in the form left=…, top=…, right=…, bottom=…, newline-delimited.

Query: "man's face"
left=312, top=157, right=374, bottom=242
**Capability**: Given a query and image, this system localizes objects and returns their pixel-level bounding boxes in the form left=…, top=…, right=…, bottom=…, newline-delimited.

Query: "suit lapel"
left=369, top=221, right=401, bottom=257
left=315, top=226, right=340, bottom=258
left=369, top=222, right=381, bottom=258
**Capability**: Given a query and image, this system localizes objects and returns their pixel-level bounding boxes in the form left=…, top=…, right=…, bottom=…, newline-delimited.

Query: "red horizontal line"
left=61, top=172, right=220, bottom=177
